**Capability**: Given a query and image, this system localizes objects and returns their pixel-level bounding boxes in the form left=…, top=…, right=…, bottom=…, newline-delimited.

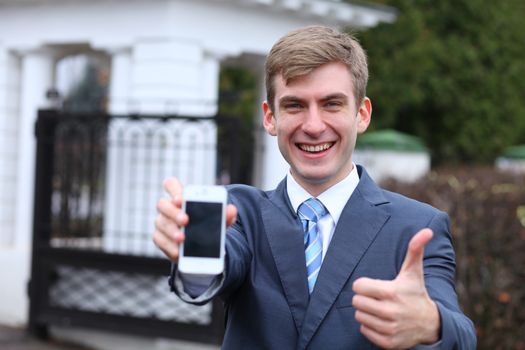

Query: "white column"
left=103, top=41, right=222, bottom=255
left=130, top=38, right=219, bottom=116
left=107, top=47, right=132, bottom=115
left=0, top=48, right=54, bottom=326
left=15, top=49, right=55, bottom=248
left=252, top=66, right=289, bottom=190
left=0, top=47, right=20, bottom=247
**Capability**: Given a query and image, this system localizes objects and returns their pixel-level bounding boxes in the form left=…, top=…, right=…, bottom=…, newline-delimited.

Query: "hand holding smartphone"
left=178, top=185, right=227, bottom=275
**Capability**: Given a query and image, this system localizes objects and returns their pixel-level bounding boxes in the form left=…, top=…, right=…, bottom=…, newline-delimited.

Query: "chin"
left=297, top=171, right=333, bottom=185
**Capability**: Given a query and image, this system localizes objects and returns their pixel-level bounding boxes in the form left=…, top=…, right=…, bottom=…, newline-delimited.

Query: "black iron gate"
left=28, top=109, right=252, bottom=344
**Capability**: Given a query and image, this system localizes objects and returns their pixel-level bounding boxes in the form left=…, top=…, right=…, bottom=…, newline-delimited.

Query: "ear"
left=263, top=101, right=277, bottom=136
left=357, top=97, right=372, bottom=134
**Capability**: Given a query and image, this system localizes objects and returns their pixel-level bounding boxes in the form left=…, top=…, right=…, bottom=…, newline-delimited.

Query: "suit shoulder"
left=225, top=184, right=269, bottom=205
left=380, top=188, right=445, bottom=217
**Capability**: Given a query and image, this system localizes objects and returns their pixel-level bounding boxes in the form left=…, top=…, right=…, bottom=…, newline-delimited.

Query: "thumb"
left=399, top=228, right=433, bottom=277
left=226, top=204, right=238, bottom=227
left=164, top=177, right=183, bottom=204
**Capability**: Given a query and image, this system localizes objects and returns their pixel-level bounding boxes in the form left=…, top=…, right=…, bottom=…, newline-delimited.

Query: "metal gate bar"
left=28, top=109, right=250, bottom=344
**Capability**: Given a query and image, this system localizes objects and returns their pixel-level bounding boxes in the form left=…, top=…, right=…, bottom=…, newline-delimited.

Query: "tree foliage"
left=218, top=66, right=257, bottom=129
left=64, top=61, right=108, bottom=113
left=217, top=66, right=257, bottom=184
left=358, top=0, right=525, bottom=163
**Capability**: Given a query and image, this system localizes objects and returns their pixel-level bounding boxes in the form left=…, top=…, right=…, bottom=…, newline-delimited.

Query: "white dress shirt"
left=286, top=165, right=360, bottom=261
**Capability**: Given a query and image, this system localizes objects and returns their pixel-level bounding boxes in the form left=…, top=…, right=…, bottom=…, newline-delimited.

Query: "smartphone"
left=178, top=185, right=227, bottom=274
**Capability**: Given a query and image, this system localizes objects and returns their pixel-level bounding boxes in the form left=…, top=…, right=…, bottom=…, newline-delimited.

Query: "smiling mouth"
left=298, top=142, right=334, bottom=153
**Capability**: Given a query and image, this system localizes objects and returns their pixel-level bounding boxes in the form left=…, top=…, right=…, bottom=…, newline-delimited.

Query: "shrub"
left=383, top=166, right=525, bottom=349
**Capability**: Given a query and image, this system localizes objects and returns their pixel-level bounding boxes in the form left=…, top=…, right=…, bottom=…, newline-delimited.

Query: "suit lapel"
left=261, top=179, right=310, bottom=333
left=298, top=168, right=391, bottom=349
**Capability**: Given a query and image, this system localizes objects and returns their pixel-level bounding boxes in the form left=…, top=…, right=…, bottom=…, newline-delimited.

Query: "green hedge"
left=382, top=166, right=525, bottom=349
left=356, top=129, right=428, bottom=153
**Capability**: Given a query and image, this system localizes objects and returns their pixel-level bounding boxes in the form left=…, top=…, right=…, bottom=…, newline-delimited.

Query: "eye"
left=324, top=100, right=343, bottom=110
left=284, top=102, right=303, bottom=112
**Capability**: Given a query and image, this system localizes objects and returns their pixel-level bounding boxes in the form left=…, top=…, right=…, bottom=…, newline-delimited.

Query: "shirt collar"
left=286, top=165, right=360, bottom=225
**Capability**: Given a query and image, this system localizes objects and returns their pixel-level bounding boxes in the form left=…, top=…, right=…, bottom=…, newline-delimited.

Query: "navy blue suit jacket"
left=173, top=166, right=476, bottom=349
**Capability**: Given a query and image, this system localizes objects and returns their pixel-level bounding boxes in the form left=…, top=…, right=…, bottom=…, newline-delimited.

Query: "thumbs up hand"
left=352, top=229, right=441, bottom=349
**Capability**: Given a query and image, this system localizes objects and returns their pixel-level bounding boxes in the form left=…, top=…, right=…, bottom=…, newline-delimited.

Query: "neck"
left=291, top=165, right=354, bottom=197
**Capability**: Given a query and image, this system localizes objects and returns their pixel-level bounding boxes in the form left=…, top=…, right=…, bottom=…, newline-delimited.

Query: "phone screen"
left=184, top=201, right=223, bottom=258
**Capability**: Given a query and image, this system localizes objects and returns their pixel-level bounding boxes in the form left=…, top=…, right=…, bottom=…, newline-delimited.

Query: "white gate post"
left=16, top=48, right=55, bottom=249
left=0, top=47, right=55, bottom=326
left=0, top=47, right=21, bottom=246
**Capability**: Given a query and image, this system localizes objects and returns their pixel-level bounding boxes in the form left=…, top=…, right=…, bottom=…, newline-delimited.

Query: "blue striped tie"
left=298, top=198, right=327, bottom=294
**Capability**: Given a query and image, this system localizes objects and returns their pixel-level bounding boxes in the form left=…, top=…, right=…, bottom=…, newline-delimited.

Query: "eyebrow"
left=278, top=95, right=304, bottom=106
left=278, top=93, right=349, bottom=106
left=319, top=93, right=348, bottom=103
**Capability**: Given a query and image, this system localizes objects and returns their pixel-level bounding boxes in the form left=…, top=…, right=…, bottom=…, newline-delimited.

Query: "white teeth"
left=299, top=143, right=333, bottom=153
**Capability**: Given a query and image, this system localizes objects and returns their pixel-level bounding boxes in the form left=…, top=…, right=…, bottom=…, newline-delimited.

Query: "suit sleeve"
left=424, top=211, right=477, bottom=349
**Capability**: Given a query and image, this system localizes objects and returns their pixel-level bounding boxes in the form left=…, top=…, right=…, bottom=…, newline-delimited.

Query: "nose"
left=302, top=108, right=326, bottom=136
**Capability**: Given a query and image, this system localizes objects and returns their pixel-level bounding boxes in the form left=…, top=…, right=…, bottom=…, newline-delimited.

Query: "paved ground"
left=0, top=325, right=92, bottom=350
left=0, top=325, right=220, bottom=350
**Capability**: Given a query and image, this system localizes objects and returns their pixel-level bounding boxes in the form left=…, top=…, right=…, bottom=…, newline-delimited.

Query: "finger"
left=226, top=204, right=238, bottom=227
left=152, top=228, right=183, bottom=262
left=400, top=228, right=433, bottom=276
left=154, top=213, right=186, bottom=241
left=353, top=277, right=396, bottom=300
left=163, top=177, right=183, bottom=201
left=153, top=210, right=187, bottom=261
left=359, top=324, right=399, bottom=350
left=157, top=198, right=189, bottom=226
left=355, top=310, right=395, bottom=336
left=352, top=294, right=395, bottom=320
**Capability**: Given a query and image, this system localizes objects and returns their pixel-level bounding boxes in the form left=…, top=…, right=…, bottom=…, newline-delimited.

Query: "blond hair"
left=265, top=25, right=368, bottom=110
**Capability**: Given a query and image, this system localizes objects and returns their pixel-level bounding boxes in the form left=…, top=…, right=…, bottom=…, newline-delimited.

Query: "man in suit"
left=153, top=26, right=476, bottom=349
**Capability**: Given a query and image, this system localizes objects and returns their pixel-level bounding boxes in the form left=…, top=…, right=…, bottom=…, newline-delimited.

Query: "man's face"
left=263, top=62, right=372, bottom=196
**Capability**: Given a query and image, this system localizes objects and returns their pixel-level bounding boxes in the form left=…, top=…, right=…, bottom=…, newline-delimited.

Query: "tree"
left=358, top=0, right=525, bottom=163
left=64, top=59, right=108, bottom=113
left=217, top=66, right=257, bottom=184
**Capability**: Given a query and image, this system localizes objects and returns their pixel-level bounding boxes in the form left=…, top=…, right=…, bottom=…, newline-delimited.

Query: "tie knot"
left=298, top=197, right=327, bottom=223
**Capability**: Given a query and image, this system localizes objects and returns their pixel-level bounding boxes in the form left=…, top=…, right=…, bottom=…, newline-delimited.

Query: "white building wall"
left=496, top=157, right=525, bottom=174
left=354, top=150, right=431, bottom=184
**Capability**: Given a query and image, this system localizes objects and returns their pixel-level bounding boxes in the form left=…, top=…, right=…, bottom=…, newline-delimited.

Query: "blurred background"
left=0, top=0, right=523, bottom=349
